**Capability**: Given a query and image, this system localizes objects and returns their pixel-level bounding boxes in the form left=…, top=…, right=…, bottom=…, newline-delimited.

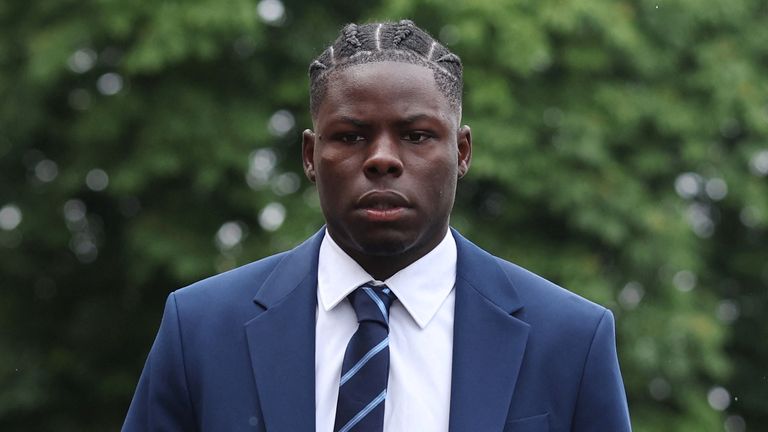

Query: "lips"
left=357, top=190, right=410, bottom=208
left=356, top=190, right=411, bottom=222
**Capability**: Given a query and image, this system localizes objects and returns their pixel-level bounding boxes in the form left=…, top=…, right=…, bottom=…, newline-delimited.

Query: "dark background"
left=1, top=0, right=766, bottom=430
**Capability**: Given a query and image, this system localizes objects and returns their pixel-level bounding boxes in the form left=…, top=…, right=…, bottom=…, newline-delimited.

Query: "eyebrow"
left=335, top=116, right=370, bottom=128
left=397, top=114, right=433, bottom=125
left=332, top=114, right=438, bottom=128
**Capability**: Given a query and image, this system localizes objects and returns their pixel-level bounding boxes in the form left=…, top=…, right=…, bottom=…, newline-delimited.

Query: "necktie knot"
left=348, top=282, right=396, bottom=327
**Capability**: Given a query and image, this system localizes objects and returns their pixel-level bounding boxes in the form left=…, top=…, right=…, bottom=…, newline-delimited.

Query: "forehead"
left=315, top=61, right=457, bottom=125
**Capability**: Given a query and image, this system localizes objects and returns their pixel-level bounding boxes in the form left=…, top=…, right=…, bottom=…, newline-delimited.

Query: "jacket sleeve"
left=571, top=309, right=632, bottom=431
left=123, top=293, right=198, bottom=432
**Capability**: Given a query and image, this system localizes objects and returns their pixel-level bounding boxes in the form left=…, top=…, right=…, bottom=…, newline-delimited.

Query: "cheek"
left=418, top=157, right=458, bottom=198
left=315, top=155, right=360, bottom=205
left=315, top=156, right=349, bottom=182
left=317, top=145, right=363, bottom=172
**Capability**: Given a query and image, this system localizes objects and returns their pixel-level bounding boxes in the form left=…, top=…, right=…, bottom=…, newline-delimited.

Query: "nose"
left=363, top=134, right=403, bottom=178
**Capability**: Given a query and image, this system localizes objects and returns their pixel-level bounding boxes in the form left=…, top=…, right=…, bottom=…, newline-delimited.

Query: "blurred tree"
left=0, top=0, right=765, bottom=431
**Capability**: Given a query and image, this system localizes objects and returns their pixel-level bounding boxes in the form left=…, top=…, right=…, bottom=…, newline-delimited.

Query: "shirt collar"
left=317, top=229, right=457, bottom=329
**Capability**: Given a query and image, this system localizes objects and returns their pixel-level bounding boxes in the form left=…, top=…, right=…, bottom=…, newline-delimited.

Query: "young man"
left=124, top=21, right=631, bottom=431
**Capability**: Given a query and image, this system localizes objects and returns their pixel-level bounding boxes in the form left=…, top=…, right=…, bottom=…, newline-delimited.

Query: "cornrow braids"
left=392, top=19, right=413, bottom=46
left=308, top=20, right=463, bottom=118
left=343, top=23, right=362, bottom=49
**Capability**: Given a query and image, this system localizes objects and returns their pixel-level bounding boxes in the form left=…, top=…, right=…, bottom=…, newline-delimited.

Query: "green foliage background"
left=1, top=0, right=766, bottom=430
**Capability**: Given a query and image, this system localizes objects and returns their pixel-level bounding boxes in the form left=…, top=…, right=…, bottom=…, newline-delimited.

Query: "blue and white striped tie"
left=334, top=282, right=396, bottom=432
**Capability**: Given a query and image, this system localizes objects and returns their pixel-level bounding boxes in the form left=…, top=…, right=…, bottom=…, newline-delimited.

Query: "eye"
left=339, top=133, right=366, bottom=143
left=402, top=131, right=432, bottom=143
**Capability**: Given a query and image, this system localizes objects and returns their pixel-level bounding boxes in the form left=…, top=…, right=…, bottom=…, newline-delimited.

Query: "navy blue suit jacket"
left=124, top=229, right=631, bottom=431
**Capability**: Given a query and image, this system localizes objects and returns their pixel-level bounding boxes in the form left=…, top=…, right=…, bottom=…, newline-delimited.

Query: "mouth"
left=356, top=190, right=411, bottom=222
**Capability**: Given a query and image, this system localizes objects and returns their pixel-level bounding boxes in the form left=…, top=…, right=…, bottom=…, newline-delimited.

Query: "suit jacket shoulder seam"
left=170, top=291, right=201, bottom=430
left=568, top=308, right=610, bottom=425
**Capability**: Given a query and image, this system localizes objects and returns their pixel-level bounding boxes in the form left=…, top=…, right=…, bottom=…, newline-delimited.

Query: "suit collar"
left=252, top=227, right=520, bottom=312
left=318, top=228, right=458, bottom=329
left=449, top=229, right=530, bottom=431
left=251, top=229, right=324, bottom=309
left=452, top=228, right=523, bottom=314
left=245, top=230, right=324, bottom=432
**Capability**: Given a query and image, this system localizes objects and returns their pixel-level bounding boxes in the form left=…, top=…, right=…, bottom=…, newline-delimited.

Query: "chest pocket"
left=503, top=413, right=549, bottom=432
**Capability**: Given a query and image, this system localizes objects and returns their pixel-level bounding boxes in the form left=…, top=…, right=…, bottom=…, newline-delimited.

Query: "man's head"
left=302, top=21, right=471, bottom=279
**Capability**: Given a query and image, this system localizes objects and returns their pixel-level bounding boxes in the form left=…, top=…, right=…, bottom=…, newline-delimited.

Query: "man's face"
left=302, top=61, right=472, bottom=275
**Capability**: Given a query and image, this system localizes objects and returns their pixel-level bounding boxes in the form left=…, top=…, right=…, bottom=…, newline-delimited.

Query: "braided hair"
left=308, top=20, right=463, bottom=117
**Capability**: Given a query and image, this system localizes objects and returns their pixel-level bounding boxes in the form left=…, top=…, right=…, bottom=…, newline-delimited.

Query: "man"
left=124, top=20, right=631, bottom=431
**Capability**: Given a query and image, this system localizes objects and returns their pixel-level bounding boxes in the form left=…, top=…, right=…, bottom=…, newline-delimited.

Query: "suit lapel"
left=449, top=230, right=530, bottom=432
left=244, top=231, right=323, bottom=432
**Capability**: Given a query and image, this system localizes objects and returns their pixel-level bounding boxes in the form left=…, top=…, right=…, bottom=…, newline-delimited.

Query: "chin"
left=355, top=235, right=411, bottom=257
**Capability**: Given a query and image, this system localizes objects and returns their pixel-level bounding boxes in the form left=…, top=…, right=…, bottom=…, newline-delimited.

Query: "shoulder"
left=170, top=251, right=289, bottom=315
left=452, top=228, right=608, bottom=327
left=494, top=256, right=607, bottom=323
left=492, top=254, right=620, bottom=376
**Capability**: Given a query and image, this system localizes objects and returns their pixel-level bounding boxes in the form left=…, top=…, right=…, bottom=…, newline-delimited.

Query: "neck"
left=331, top=226, right=448, bottom=281
left=352, top=255, right=416, bottom=281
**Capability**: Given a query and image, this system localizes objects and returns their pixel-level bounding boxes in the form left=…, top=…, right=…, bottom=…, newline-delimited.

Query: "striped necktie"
left=334, top=282, right=397, bottom=432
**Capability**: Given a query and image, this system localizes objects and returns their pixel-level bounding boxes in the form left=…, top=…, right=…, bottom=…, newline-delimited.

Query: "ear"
left=302, top=129, right=317, bottom=183
left=457, top=125, right=472, bottom=178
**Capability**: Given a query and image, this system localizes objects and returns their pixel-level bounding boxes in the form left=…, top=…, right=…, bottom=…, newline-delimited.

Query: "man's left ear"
left=457, top=125, right=472, bottom=178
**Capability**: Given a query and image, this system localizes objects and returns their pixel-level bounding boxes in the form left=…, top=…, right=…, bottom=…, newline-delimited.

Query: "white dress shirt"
left=315, top=229, right=456, bottom=432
